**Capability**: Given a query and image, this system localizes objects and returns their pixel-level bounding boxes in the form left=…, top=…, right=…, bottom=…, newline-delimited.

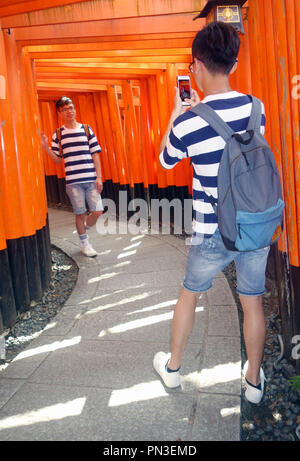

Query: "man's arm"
left=41, top=133, right=62, bottom=165
left=160, top=87, right=201, bottom=154
left=87, top=125, right=103, bottom=194
left=91, top=153, right=103, bottom=194
left=160, top=87, right=186, bottom=154
left=159, top=87, right=200, bottom=169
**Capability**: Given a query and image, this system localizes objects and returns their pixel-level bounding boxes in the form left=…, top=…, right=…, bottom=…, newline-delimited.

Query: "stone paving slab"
left=12, top=338, right=201, bottom=391
left=207, top=277, right=237, bottom=306
left=0, top=379, right=26, bottom=409
left=0, top=382, right=196, bottom=441
left=80, top=286, right=209, bottom=314
left=63, top=305, right=207, bottom=345
left=189, top=393, right=241, bottom=441
left=0, top=208, right=242, bottom=441
left=208, top=305, right=241, bottom=337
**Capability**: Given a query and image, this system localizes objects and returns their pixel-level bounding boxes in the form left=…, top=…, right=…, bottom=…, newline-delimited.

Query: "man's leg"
left=235, top=245, right=270, bottom=394
left=85, top=210, right=103, bottom=228
left=165, top=230, right=233, bottom=371
left=65, top=184, right=87, bottom=237
left=168, top=287, right=200, bottom=370
left=75, top=213, right=87, bottom=235
left=239, top=294, right=265, bottom=386
left=153, top=229, right=234, bottom=387
left=75, top=213, right=93, bottom=252
left=85, top=183, right=104, bottom=230
left=153, top=287, right=201, bottom=388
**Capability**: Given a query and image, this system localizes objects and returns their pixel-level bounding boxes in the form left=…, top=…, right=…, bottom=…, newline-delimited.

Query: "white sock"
left=79, top=233, right=88, bottom=247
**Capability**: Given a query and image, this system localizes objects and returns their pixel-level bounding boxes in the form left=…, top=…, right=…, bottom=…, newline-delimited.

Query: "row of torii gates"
left=0, top=0, right=299, bottom=370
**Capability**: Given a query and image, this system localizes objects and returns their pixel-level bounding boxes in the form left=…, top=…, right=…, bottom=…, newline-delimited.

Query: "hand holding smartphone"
left=177, top=75, right=191, bottom=106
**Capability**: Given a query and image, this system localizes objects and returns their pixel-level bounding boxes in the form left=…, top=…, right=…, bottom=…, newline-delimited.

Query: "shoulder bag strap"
left=246, top=95, right=263, bottom=132
left=56, top=127, right=63, bottom=157
left=189, top=102, right=235, bottom=142
left=83, top=124, right=91, bottom=141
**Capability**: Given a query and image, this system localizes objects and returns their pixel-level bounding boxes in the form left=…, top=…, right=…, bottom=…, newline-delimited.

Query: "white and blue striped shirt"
left=160, top=91, right=266, bottom=238
left=52, top=123, right=101, bottom=185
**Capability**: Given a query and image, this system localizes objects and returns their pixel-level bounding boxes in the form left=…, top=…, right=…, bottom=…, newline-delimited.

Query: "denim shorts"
left=66, top=182, right=104, bottom=215
left=183, top=229, right=270, bottom=297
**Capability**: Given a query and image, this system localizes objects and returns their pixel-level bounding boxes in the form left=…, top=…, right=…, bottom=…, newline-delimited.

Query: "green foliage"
left=289, top=375, right=300, bottom=391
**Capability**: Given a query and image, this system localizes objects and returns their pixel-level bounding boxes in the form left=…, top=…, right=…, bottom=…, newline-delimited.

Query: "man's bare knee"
left=91, top=210, right=103, bottom=218
left=182, top=287, right=201, bottom=297
left=179, top=287, right=201, bottom=306
left=76, top=213, right=86, bottom=222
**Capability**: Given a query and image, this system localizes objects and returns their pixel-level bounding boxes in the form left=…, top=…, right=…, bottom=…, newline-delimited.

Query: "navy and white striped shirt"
left=52, top=123, right=101, bottom=185
left=160, top=91, right=266, bottom=238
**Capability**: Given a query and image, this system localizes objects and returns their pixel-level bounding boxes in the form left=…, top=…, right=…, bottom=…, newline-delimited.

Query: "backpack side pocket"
left=235, top=199, right=285, bottom=251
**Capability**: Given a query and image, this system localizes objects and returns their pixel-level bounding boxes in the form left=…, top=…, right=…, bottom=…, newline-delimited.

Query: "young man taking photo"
left=41, top=96, right=103, bottom=257
left=153, top=22, right=269, bottom=404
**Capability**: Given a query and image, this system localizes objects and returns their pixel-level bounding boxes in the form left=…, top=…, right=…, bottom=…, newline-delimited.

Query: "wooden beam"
left=36, top=81, right=111, bottom=91
left=12, top=13, right=201, bottom=42
left=27, top=48, right=192, bottom=59
left=0, top=0, right=87, bottom=18
left=0, top=1, right=25, bottom=7
left=34, top=56, right=190, bottom=64
left=1, top=0, right=206, bottom=27
left=35, top=62, right=173, bottom=70
left=36, top=77, right=140, bottom=86
left=38, top=91, right=88, bottom=99
left=35, top=66, right=164, bottom=76
left=20, top=33, right=195, bottom=48
left=35, top=71, right=152, bottom=80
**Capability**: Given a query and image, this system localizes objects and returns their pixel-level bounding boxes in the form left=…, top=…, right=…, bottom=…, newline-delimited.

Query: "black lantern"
left=194, top=1, right=247, bottom=34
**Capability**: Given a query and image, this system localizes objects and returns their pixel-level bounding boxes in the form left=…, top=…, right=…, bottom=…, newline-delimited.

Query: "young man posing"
left=153, top=22, right=269, bottom=404
left=41, top=96, right=103, bottom=257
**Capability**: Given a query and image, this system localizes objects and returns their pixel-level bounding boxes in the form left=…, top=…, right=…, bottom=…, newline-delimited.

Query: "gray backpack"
left=190, top=96, right=284, bottom=251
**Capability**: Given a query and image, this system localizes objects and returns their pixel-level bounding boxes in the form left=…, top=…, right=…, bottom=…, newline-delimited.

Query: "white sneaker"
left=243, top=360, right=265, bottom=404
left=153, top=352, right=181, bottom=388
left=80, top=243, right=98, bottom=257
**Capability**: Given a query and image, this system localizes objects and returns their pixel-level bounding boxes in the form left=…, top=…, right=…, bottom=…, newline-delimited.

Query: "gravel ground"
left=1, top=240, right=299, bottom=441
left=223, top=261, right=300, bottom=441
left=0, top=245, right=78, bottom=364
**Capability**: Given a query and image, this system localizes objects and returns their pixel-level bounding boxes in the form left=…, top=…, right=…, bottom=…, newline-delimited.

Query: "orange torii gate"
left=0, top=0, right=299, bottom=370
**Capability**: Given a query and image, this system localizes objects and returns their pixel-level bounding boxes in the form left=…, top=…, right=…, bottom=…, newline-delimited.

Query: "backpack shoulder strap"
left=83, top=123, right=91, bottom=140
left=247, top=96, right=263, bottom=132
left=189, top=102, right=235, bottom=141
left=56, top=127, right=63, bottom=157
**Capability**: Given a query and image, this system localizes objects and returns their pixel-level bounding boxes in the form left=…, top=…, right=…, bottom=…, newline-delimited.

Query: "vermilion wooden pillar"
left=248, top=0, right=300, bottom=367
left=0, top=27, right=18, bottom=328
left=139, top=79, right=158, bottom=198
left=92, top=92, right=115, bottom=200
left=107, top=84, right=130, bottom=211
left=99, top=90, right=120, bottom=188
left=122, top=80, right=144, bottom=198
left=0, top=27, right=51, bottom=331
left=166, top=63, right=191, bottom=200
left=148, top=75, right=168, bottom=195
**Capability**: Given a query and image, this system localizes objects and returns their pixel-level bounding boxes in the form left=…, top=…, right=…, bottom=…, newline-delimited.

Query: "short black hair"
left=56, top=96, right=74, bottom=111
left=192, top=21, right=240, bottom=75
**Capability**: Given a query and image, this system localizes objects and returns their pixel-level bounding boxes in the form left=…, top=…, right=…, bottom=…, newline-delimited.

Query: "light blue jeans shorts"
left=183, top=229, right=270, bottom=297
left=66, top=182, right=104, bottom=215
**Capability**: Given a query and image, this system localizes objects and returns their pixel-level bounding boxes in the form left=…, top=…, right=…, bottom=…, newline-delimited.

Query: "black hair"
left=192, top=21, right=240, bottom=75
left=56, top=96, right=74, bottom=111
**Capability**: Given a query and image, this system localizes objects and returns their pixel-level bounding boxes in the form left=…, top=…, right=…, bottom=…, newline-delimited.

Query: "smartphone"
left=177, top=75, right=191, bottom=106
